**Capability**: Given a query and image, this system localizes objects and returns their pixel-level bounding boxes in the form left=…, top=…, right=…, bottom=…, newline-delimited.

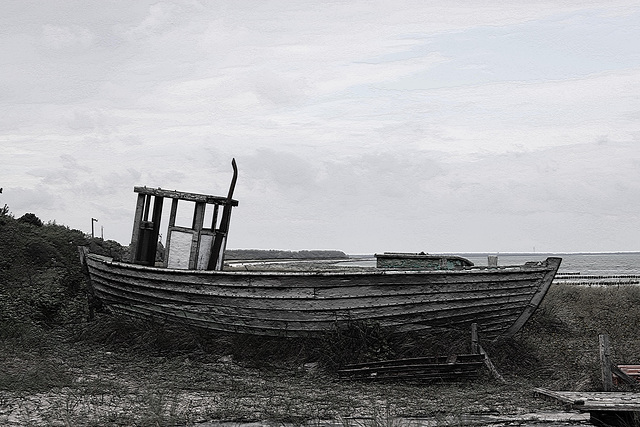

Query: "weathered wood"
left=163, top=199, right=180, bottom=268
left=134, top=186, right=238, bottom=206
left=534, top=388, right=640, bottom=410
left=210, top=204, right=219, bottom=229
left=133, top=195, right=163, bottom=266
left=534, top=388, right=640, bottom=426
left=471, top=323, right=479, bottom=354
left=338, top=354, right=485, bottom=381
left=488, top=256, right=498, bottom=267
left=189, top=201, right=206, bottom=269
left=376, top=253, right=474, bottom=270
left=600, top=334, right=613, bottom=391
left=478, top=343, right=506, bottom=383
left=500, top=263, right=559, bottom=339
left=207, top=159, right=238, bottom=271
left=611, top=364, right=639, bottom=387
left=149, top=196, right=163, bottom=264
left=168, top=198, right=179, bottom=227
left=129, top=194, right=146, bottom=263
left=84, top=254, right=561, bottom=339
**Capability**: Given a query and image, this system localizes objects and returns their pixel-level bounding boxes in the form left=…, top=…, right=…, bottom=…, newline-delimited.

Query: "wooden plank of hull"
left=84, top=254, right=560, bottom=339
left=90, top=280, right=533, bottom=328
left=86, top=256, right=547, bottom=297
left=96, top=301, right=527, bottom=338
left=88, top=267, right=540, bottom=326
left=91, top=278, right=533, bottom=336
left=88, top=264, right=541, bottom=309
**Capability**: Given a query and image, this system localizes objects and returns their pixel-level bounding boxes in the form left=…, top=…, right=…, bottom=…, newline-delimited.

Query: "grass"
left=1, top=284, right=640, bottom=426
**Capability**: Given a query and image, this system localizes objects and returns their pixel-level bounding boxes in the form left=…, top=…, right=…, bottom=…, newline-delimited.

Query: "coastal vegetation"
left=225, top=249, right=348, bottom=260
left=1, top=207, right=639, bottom=426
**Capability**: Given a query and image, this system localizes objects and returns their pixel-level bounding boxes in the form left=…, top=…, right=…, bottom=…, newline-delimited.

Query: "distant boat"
left=80, top=159, right=561, bottom=341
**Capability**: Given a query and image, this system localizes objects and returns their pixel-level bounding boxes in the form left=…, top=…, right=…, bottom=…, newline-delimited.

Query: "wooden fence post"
left=599, top=334, right=613, bottom=391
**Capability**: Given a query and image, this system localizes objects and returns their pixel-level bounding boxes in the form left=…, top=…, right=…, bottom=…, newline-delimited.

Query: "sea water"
left=464, top=252, right=640, bottom=275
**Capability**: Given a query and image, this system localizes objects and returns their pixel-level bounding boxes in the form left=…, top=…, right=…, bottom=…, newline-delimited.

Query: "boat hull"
left=83, top=253, right=561, bottom=341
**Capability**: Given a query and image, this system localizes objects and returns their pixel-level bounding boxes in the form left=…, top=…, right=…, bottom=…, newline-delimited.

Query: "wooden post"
left=471, top=323, right=479, bottom=354
left=164, top=198, right=179, bottom=267
left=600, top=334, right=613, bottom=391
left=148, top=195, right=164, bottom=265
left=130, top=193, right=147, bottom=262
left=471, top=323, right=505, bottom=383
left=488, top=255, right=498, bottom=267
left=190, top=201, right=206, bottom=269
left=211, top=204, right=219, bottom=229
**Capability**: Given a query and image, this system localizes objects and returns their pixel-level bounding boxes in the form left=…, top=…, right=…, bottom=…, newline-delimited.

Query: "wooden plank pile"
left=338, top=354, right=485, bottom=381
left=337, top=323, right=499, bottom=382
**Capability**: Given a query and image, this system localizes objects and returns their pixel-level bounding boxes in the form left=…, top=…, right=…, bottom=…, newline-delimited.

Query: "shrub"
left=17, top=212, right=43, bottom=227
left=0, top=213, right=91, bottom=326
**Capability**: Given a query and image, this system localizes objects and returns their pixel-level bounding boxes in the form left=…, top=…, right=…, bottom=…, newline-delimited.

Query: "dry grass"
left=2, top=284, right=640, bottom=426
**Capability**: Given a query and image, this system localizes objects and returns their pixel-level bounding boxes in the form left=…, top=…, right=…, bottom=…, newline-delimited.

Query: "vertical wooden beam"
left=211, top=204, right=219, bottom=230
left=600, top=334, right=613, bottom=391
left=130, top=193, right=146, bottom=262
left=168, top=198, right=178, bottom=227
left=143, top=194, right=151, bottom=221
left=208, top=159, right=238, bottom=271
left=164, top=198, right=179, bottom=267
left=208, top=202, right=233, bottom=270
left=190, top=201, right=206, bottom=269
left=488, top=256, right=498, bottom=267
left=471, top=323, right=479, bottom=354
left=146, top=196, right=164, bottom=266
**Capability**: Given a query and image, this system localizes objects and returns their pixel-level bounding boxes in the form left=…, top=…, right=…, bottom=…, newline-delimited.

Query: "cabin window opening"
left=157, top=197, right=171, bottom=246
left=173, top=200, right=196, bottom=229
left=203, top=204, right=217, bottom=231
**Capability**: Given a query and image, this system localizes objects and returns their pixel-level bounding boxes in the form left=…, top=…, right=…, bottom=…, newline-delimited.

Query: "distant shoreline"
left=348, top=251, right=640, bottom=257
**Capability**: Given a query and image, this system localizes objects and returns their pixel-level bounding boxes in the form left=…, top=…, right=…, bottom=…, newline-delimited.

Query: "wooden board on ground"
left=338, top=354, right=485, bottom=381
left=534, top=388, right=640, bottom=411
left=534, top=388, right=640, bottom=427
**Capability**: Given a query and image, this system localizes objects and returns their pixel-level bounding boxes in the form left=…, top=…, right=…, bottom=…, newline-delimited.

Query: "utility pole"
left=91, top=218, right=98, bottom=239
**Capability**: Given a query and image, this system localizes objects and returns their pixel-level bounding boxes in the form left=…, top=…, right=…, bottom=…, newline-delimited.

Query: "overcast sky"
left=2, top=1, right=640, bottom=254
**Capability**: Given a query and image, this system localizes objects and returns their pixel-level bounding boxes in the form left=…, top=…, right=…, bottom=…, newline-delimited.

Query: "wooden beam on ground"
left=478, top=343, right=506, bottom=383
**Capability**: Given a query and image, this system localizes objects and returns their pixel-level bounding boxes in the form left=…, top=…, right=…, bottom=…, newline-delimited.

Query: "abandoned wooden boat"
left=80, top=159, right=562, bottom=340
left=375, top=252, right=475, bottom=270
